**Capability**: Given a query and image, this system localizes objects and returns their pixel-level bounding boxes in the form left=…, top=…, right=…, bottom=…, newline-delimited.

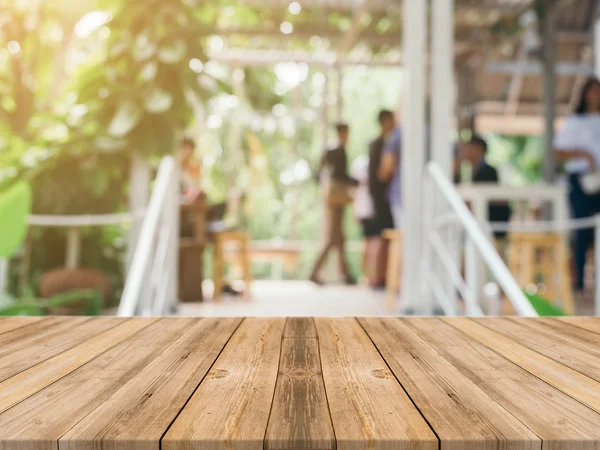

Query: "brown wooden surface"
left=2, top=317, right=600, bottom=450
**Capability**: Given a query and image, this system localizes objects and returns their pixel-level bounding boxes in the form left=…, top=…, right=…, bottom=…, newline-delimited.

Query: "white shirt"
left=350, top=156, right=374, bottom=220
left=553, top=114, right=600, bottom=174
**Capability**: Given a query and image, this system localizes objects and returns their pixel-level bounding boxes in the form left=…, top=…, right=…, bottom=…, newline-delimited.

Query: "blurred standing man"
left=310, top=123, right=358, bottom=286
left=377, top=110, right=403, bottom=228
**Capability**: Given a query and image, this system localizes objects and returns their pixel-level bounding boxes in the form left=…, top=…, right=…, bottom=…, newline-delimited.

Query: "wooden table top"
left=2, top=317, right=600, bottom=450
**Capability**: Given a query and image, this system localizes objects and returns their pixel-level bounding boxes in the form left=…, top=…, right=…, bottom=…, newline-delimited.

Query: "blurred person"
left=553, top=77, right=600, bottom=294
left=350, top=154, right=377, bottom=285
left=377, top=110, right=402, bottom=228
left=367, top=126, right=395, bottom=288
left=179, top=138, right=203, bottom=203
left=459, top=136, right=511, bottom=240
left=310, top=123, right=358, bottom=286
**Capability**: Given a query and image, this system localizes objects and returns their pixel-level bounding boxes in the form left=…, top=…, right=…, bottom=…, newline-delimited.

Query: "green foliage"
left=0, top=288, right=103, bottom=316
left=525, top=292, right=567, bottom=316
left=0, top=181, right=31, bottom=258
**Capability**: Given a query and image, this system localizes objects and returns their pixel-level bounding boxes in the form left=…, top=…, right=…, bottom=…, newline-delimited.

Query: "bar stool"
left=213, top=230, right=252, bottom=300
left=383, top=229, right=402, bottom=311
left=508, top=232, right=574, bottom=314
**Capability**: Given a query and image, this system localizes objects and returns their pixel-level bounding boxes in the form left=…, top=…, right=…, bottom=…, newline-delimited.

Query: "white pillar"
left=431, top=0, right=454, bottom=177
left=401, top=0, right=427, bottom=313
left=430, top=0, right=455, bottom=315
left=126, top=153, right=151, bottom=274
left=65, top=227, right=81, bottom=269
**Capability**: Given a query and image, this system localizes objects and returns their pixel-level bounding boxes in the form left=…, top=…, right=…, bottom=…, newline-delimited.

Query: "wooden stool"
left=508, top=232, right=575, bottom=314
left=213, top=230, right=252, bottom=299
left=383, top=229, right=402, bottom=311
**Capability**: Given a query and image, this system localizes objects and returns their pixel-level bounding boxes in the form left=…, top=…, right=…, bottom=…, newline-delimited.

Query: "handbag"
left=326, top=180, right=353, bottom=207
left=580, top=172, right=600, bottom=195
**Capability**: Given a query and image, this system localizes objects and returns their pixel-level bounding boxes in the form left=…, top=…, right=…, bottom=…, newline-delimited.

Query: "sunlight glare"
left=75, top=11, right=112, bottom=39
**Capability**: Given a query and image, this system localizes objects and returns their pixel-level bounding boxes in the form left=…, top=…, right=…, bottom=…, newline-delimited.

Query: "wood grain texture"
left=315, top=318, right=437, bottom=450
left=449, top=318, right=600, bottom=414
left=555, top=317, right=600, bottom=335
left=411, top=318, right=600, bottom=449
left=0, top=317, right=121, bottom=382
left=476, top=317, right=600, bottom=382
left=0, top=317, right=153, bottom=414
left=60, top=318, right=241, bottom=450
left=283, top=317, right=317, bottom=338
left=0, top=317, right=44, bottom=335
left=265, top=318, right=335, bottom=450
left=0, top=318, right=195, bottom=450
left=0, top=317, right=71, bottom=349
left=359, top=317, right=540, bottom=450
left=162, top=318, right=286, bottom=450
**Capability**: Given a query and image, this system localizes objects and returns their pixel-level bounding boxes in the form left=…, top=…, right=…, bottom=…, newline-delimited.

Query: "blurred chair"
left=213, top=230, right=252, bottom=299
left=508, top=232, right=575, bottom=315
left=383, top=229, right=402, bottom=311
left=39, top=268, right=110, bottom=315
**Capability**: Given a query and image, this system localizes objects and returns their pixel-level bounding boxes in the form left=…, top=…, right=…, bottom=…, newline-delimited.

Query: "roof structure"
left=202, top=0, right=598, bottom=135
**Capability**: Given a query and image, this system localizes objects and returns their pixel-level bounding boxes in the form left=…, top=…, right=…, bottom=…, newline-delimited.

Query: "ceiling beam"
left=207, top=48, right=402, bottom=67
left=486, top=60, right=594, bottom=76
left=475, top=114, right=564, bottom=136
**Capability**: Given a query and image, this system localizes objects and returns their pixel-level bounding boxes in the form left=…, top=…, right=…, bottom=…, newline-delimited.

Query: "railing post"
left=65, top=226, right=81, bottom=269
left=167, top=162, right=180, bottom=314
left=470, top=197, right=487, bottom=311
left=464, top=236, right=479, bottom=315
left=127, top=152, right=151, bottom=274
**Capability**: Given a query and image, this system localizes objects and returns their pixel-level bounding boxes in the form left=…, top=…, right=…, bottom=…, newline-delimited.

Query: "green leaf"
left=0, top=181, right=32, bottom=258
left=525, top=292, right=567, bottom=316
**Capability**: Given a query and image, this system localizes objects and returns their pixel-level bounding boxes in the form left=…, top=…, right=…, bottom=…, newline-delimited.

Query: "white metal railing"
left=118, top=156, right=179, bottom=317
left=423, top=162, right=538, bottom=317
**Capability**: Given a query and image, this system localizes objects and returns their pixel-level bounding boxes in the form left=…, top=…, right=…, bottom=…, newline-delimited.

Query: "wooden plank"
left=0, top=317, right=121, bottom=382
left=0, top=317, right=71, bottom=348
left=60, top=318, right=241, bottom=450
left=410, top=318, right=600, bottom=448
left=0, top=318, right=198, bottom=450
left=555, top=317, right=600, bottom=335
left=283, top=317, right=317, bottom=338
left=265, top=318, right=335, bottom=450
left=315, top=318, right=437, bottom=450
left=0, top=317, right=154, bottom=414
left=448, top=318, right=600, bottom=414
left=359, top=318, right=540, bottom=450
left=0, top=317, right=45, bottom=335
left=475, top=318, right=600, bottom=382
left=162, top=318, right=286, bottom=450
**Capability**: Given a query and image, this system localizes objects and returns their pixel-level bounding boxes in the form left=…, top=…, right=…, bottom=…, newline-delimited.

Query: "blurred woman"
left=180, top=138, right=203, bottom=202
left=553, top=77, right=600, bottom=294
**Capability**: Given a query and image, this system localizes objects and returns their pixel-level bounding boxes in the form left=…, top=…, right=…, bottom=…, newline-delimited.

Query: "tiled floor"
left=177, top=280, right=395, bottom=317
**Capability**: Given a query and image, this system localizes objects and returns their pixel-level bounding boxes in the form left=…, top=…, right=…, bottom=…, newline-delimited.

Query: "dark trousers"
left=568, top=174, right=600, bottom=290
left=311, top=206, right=351, bottom=279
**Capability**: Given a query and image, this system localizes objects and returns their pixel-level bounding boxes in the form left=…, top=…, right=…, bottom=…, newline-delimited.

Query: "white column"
left=430, top=0, right=455, bottom=314
left=596, top=0, right=600, bottom=76
left=431, top=0, right=454, bottom=177
left=126, top=152, right=151, bottom=273
left=167, top=163, right=180, bottom=314
left=401, top=0, right=427, bottom=313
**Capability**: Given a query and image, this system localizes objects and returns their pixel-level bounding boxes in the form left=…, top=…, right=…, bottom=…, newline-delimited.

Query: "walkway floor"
left=177, top=281, right=395, bottom=317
